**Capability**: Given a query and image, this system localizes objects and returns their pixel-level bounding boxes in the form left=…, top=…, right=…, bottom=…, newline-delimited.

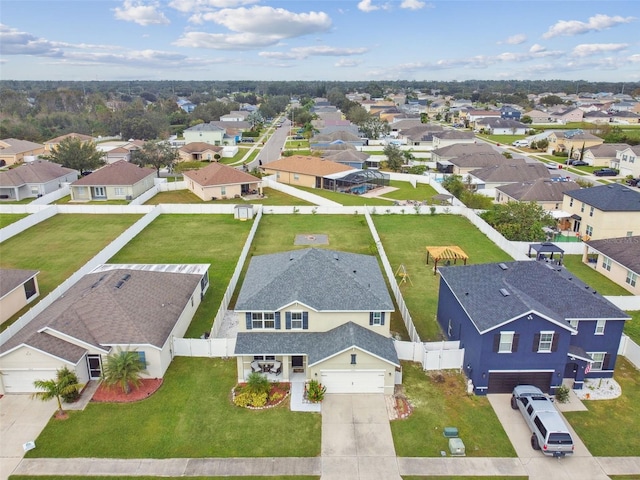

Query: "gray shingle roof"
left=496, top=179, right=580, bottom=202
left=0, top=161, right=77, bottom=187
left=234, top=322, right=399, bottom=366
left=235, top=248, right=394, bottom=312
left=439, top=261, right=629, bottom=333
left=565, top=184, right=640, bottom=211
left=586, top=236, right=640, bottom=274
left=0, top=269, right=39, bottom=298
left=72, top=160, right=155, bottom=186
left=470, top=162, right=550, bottom=183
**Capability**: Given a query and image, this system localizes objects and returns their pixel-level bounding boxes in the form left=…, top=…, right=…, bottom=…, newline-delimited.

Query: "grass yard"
left=623, top=311, right=640, bottom=345
left=0, top=213, right=28, bottom=227
left=562, top=255, right=633, bottom=296
left=54, top=196, right=129, bottom=205
left=108, top=214, right=252, bottom=337
left=144, top=187, right=313, bottom=206
left=373, top=215, right=512, bottom=341
left=564, top=357, right=640, bottom=456
left=379, top=180, right=439, bottom=202
left=0, top=214, right=141, bottom=331
left=294, top=185, right=394, bottom=206
left=391, top=362, right=516, bottom=458
left=28, top=358, right=321, bottom=458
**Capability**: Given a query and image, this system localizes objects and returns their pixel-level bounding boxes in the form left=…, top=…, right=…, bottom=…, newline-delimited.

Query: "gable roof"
left=432, top=131, right=476, bottom=140
left=323, top=150, right=369, bottom=162
left=311, top=131, right=362, bottom=142
left=584, top=143, right=630, bottom=158
left=184, top=122, right=225, bottom=133
left=448, top=152, right=515, bottom=169
left=0, top=265, right=208, bottom=362
left=496, top=179, right=580, bottom=202
left=586, top=236, right=640, bottom=274
left=431, top=143, right=495, bottom=157
left=179, top=142, right=223, bottom=154
left=236, top=248, right=394, bottom=312
left=72, top=160, right=155, bottom=186
left=439, top=261, right=629, bottom=334
left=235, top=322, right=399, bottom=366
left=0, top=138, right=44, bottom=154
left=477, top=118, right=526, bottom=129
left=0, top=269, right=39, bottom=299
left=183, top=162, right=259, bottom=187
left=264, top=156, right=354, bottom=177
left=470, top=162, right=550, bottom=182
left=565, top=184, right=640, bottom=211
left=0, top=161, right=77, bottom=187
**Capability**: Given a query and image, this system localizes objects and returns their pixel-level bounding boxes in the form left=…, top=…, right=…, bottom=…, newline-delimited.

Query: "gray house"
left=0, top=161, right=78, bottom=201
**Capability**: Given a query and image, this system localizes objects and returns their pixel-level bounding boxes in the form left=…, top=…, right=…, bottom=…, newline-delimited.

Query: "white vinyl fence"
left=0, top=205, right=58, bottom=242
left=262, top=175, right=341, bottom=206
left=605, top=296, right=640, bottom=311
left=394, top=340, right=464, bottom=371
left=173, top=337, right=236, bottom=358
left=618, top=335, right=640, bottom=370
left=30, top=185, right=71, bottom=205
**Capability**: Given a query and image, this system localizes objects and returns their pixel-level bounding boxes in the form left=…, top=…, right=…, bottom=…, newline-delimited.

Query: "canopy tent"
left=431, top=193, right=454, bottom=205
left=528, top=242, right=565, bottom=265
left=426, top=246, right=469, bottom=275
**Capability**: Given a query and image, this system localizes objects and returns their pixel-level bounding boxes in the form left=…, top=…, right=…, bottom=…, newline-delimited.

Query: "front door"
left=92, top=186, right=106, bottom=199
left=87, top=354, right=102, bottom=379
left=573, top=219, right=581, bottom=233
left=292, top=355, right=304, bottom=373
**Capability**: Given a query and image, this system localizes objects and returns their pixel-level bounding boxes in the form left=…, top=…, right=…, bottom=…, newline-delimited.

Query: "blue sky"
left=1, top=1, right=638, bottom=82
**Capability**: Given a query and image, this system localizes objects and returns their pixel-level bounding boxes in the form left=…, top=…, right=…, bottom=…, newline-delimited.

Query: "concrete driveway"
left=0, top=394, right=57, bottom=480
left=321, top=394, right=401, bottom=480
left=487, top=394, right=610, bottom=480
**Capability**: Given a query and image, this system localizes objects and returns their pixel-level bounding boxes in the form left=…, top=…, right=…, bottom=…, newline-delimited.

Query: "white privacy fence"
left=173, top=337, right=236, bottom=358
left=618, top=335, right=640, bottom=370
left=394, top=340, right=464, bottom=371
left=30, top=185, right=70, bottom=205
left=262, top=175, right=341, bottom=206
left=605, top=296, right=640, bottom=311
left=0, top=205, right=58, bottom=242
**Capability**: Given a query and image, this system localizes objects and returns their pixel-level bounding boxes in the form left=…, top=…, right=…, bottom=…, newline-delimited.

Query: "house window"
left=253, top=355, right=275, bottom=361
left=23, top=278, right=37, bottom=299
left=498, top=332, right=514, bottom=353
left=351, top=354, right=357, bottom=365
left=595, top=320, right=606, bottom=335
left=114, top=187, right=125, bottom=196
left=626, top=271, right=637, bottom=287
left=538, top=331, right=554, bottom=352
left=588, top=352, right=606, bottom=371
left=585, top=225, right=593, bottom=236
left=252, top=312, right=275, bottom=329
left=627, top=231, right=633, bottom=237
left=589, top=206, right=594, bottom=217
left=293, top=174, right=300, bottom=180
left=569, top=319, right=579, bottom=330
left=602, top=256, right=612, bottom=271
left=569, top=198, right=573, bottom=207
left=581, top=203, right=585, bottom=213
left=555, top=203, right=559, bottom=210
left=137, top=351, right=147, bottom=367
left=291, top=312, right=303, bottom=329
left=371, top=312, right=382, bottom=325
left=221, top=186, right=226, bottom=195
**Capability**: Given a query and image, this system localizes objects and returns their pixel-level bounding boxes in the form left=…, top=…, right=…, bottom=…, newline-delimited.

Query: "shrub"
left=249, top=392, right=268, bottom=407
left=555, top=385, right=570, bottom=404
left=57, top=367, right=81, bottom=403
left=306, top=379, right=326, bottom=403
left=233, top=391, right=252, bottom=407
left=270, top=391, right=284, bottom=402
left=246, top=372, right=270, bottom=395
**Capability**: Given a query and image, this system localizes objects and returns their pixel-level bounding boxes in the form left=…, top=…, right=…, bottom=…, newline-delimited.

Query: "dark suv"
left=593, top=168, right=618, bottom=177
left=627, top=178, right=640, bottom=187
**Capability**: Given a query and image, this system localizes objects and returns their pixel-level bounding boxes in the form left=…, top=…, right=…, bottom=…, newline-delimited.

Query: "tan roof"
left=45, top=133, right=93, bottom=144
left=72, top=160, right=155, bottom=186
left=0, top=269, right=39, bottom=299
left=0, top=138, right=44, bottom=155
left=0, top=161, right=77, bottom=187
left=470, top=162, right=551, bottom=182
left=264, top=155, right=354, bottom=176
left=496, top=179, right=581, bottom=202
left=179, top=142, right=223, bottom=154
left=183, top=163, right=259, bottom=187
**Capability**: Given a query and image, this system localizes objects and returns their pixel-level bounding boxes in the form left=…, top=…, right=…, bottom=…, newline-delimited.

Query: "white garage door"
left=1, top=370, right=56, bottom=394
left=320, top=370, right=385, bottom=394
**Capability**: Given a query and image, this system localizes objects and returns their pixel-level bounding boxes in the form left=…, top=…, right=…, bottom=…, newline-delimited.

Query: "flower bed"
left=232, top=382, right=290, bottom=409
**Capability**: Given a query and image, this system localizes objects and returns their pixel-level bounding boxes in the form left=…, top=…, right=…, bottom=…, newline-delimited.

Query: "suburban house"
left=220, top=111, right=249, bottom=122
left=398, top=125, right=445, bottom=147
left=323, top=150, right=371, bottom=169
left=475, top=118, right=528, bottom=135
left=583, top=111, right=612, bottom=124
left=562, top=183, right=640, bottom=240
left=70, top=160, right=156, bottom=202
left=431, top=143, right=494, bottom=166
left=495, top=179, right=580, bottom=211
left=467, top=161, right=551, bottom=197
left=583, top=143, right=630, bottom=167
left=0, top=269, right=40, bottom=325
left=551, top=107, right=584, bottom=124
left=431, top=131, right=476, bottom=149
left=0, top=264, right=210, bottom=394
left=437, top=151, right=515, bottom=175
left=234, top=248, right=400, bottom=394
left=437, top=261, right=630, bottom=395
left=183, top=163, right=262, bottom=201
left=546, top=130, right=604, bottom=156
left=43, top=133, right=94, bottom=154
left=610, top=111, right=640, bottom=124
left=95, top=140, right=144, bottom=164
left=310, top=131, right=366, bottom=150
left=0, top=138, right=45, bottom=166
left=523, top=110, right=551, bottom=124
left=261, top=155, right=354, bottom=189
left=0, top=161, right=78, bottom=201
left=611, top=145, right=640, bottom=178
left=183, top=123, right=228, bottom=146
left=178, top=142, right=223, bottom=163
left=467, top=110, right=501, bottom=123
left=500, top=106, right=522, bottom=120
left=583, top=236, right=640, bottom=295
left=177, top=98, right=196, bottom=113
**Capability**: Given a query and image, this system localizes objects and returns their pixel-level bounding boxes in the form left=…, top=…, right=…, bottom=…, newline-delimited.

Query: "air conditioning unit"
left=125, top=195, right=132, bottom=201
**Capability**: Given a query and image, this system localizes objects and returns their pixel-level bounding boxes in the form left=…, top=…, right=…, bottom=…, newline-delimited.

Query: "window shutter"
left=275, top=312, right=281, bottom=330
left=381, top=312, right=385, bottom=326
left=512, top=333, right=520, bottom=352
left=285, top=312, right=291, bottom=330
left=369, top=312, right=374, bottom=325
left=245, top=313, right=252, bottom=330
left=493, top=334, right=500, bottom=352
left=551, top=333, right=559, bottom=352
left=303, top=312, right=309, bottom=330
left=532, top=333, right=540, bottom=352
left=603, top=353, right=611, bottom=370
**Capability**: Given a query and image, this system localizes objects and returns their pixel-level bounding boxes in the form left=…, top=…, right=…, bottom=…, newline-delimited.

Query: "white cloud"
left=169, top=0, right=258, bottom=13
left=529, top=44, right=546, bottom=53
left=0, top=24, right=61, bottom=56
left=400, top=0, right=426, bottom=10
left=259, top=45, right=368, bottom=60
left=572, top=43, right=629, bottom=57
left=175, top=31, right=280, bottom=50
left=503, top=34, right=527, bottom=45
left=113, top=0, right=169, bottom=26
left=358, top=0, right=379, bottom=12
left=335, top=59, right=361, bottom=67
left=543, top=14, right=636, bottom=39
left=629, top=54, right=640, bottom=63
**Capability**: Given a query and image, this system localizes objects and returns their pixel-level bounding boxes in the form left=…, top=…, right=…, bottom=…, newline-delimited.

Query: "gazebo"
left=528, top=242, right=565, bottom=265
left=426, top=246, right=469, bottom=275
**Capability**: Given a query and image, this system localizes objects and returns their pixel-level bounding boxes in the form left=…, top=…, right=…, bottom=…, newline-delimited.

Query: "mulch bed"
left=91, top=378, right=163, bottom=403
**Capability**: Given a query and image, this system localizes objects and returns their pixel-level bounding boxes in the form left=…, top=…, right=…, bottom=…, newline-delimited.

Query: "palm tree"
left=32, top=371, right=83, bottom=416
left=101, top=348, right=147, bottom=394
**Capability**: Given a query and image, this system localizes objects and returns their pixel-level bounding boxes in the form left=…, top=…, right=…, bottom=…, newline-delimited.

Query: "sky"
left=1, top=0, right=638, bottom=83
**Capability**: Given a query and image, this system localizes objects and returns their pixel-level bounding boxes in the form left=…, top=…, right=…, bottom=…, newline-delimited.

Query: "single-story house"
left=183, top=163, right=262, bottom=201
left=322, top=150, right=370, bottom=169
left=475, top=118, right=528, bottom=135
left=234, top=248, right=399, bottom=394
left=523, top=110, right=551, bottom=124
left=178, top=142, right=224, bottom=163
left=0, top=139, right=45, bottom=167
left=0, top=264, right=210, bottom=394
left=43, top=133, right=94, bottom=154
left=583, top=236, right=640, bottom=295
left=551, top=107, right=584, bottom=124
left=468, top=161, right=551, bottom=197
left=437, top=261, right=630, bottom=395
left=0, top=161, right=78, bottom=201
left=431, top=131, right=476, bottom=149
left=261, top=155, right=354, bottom=189
left=439, top=152, right=515, bottom=175
left=0, top=269, right=40, bottom=325
left=70, top=160, right=156, bottom=202
left=495, top=179, right=580, bottom=211
left=431, top=143, right=495, bottom=166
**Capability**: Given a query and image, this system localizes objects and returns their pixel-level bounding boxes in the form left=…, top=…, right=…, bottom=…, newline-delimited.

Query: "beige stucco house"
left=43, top=133, right=94, bottom=154
left=183, top=163, right=262, bottom=201
left=183, top=123, right=227, bottom=145
left=495, top=179, right=580, bottom=211
left=0, top=139, right=45, bottom=166
left=0, top=269, right=39, bottom=325
left=431, top=131, right=476, bottom=149
left=70, top=160, right=155, bottom=201
left=234, top=249, right=400, bottom=394
left=611, top=145, right=640, bottom=178
left=562, top=184, right=640, bottom=240
left=583, top=237, right=640, bottom=295
left=546, top=130, right=604, bottom=156
left=583, top=143, right=630, bottom=168
left=0, top=264, right=209, bottom=394
left=261, top=155, right=353, bottom=189
left=178, top=142, right=223, bottom=163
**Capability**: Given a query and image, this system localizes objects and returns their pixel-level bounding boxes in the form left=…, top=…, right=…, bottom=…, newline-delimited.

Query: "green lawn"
left=379, top=180, right=439, bottom=202
left=562, top=255, right=633, bottom=296
left=564, top=357, right=640, bottom=456
left=144, top=187, right=313, bottom=206
left=108, top=214, right=252, bottom=338
left=0, top=213, right=28, bottom=228
left=294, top=185, right=394, bottom=206
left=28, top=358, right=321, bottom=458
left=54, top=196, right=129, bottom=205
left=391, top=362, right=516, bottom=458
left=0, top=214, right=141, bottom=331
left=373, top=215, right=512, bottom=341
left=623, top=311, right=640, bottom=345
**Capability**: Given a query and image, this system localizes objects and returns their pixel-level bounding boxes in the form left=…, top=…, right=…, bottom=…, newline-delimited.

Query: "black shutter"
left=245, top=312, right=252, bottom=330
left=381, top=312, right=385, bottom=326
left=369, top=312, right=374, bottom=325
left=603, top=354, right=611, bottom=370
left=275, top=312, right=281, bottom=330
left=533, top=333, right=540, bottom=352
left=493, top=334, right=500, bottom=352
left=285, top=312, right=291, bottom=330
left=551, top=333, right=559, bottom=352
left=303, top=312, right=309, bottom=330
left=512, top=333, right=520, bottom=352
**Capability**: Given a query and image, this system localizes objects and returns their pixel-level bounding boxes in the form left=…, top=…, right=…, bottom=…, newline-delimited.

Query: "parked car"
left=569, top=160, right=588, bottom=166
left=512, top=140, right=529, bottom=147
left=626, top=178, right=640, bottom=187
left=593, top=168, right=618, bottom=176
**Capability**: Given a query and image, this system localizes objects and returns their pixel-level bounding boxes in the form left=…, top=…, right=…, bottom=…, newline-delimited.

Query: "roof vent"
left=498, top=263, right=508, bottom=270
left=122, top=273, right=131, bottom=282
left=499, top=288, right=510, bottom=297
left=333, top=253, right=339, bottom=261
left=115, top=280, right=125, bottom=289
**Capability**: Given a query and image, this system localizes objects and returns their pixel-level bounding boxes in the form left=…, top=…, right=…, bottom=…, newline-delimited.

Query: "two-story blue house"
left=437, top=261, right=629, bottom=395
left=500, top=105, right=522, bottom=120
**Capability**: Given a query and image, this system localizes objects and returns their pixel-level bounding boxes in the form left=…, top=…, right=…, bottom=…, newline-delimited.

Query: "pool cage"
left=323, top=169, right=390, bottom=195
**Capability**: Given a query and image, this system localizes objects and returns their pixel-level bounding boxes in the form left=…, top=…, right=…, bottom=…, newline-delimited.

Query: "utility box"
left=443, top=427, right=459, bottom=438
left=449, top=437, right=466, bottom=456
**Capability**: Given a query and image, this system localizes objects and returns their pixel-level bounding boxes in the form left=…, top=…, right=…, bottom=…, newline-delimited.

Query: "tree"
left=442, top=175, right=465, bottom=199
left=359, top=117, right=390, bottom=140
left=383, top=144, right=404, bottom=172
left=42, top=137, right=105, bottom=174
left=101, top=348, right=147, bottom=394
left=480, top=201, right=555, bottom=241
left=132, top=141, right=178, bottom=177
left=521, top=115, right=532, bottom=124
left=57, top=366, right=82, bottom=403
left=32, top=368, right=83, bottom=416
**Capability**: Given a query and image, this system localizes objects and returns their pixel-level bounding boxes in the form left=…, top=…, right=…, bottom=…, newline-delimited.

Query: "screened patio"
left=323, top=169, right=390, bottom=195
